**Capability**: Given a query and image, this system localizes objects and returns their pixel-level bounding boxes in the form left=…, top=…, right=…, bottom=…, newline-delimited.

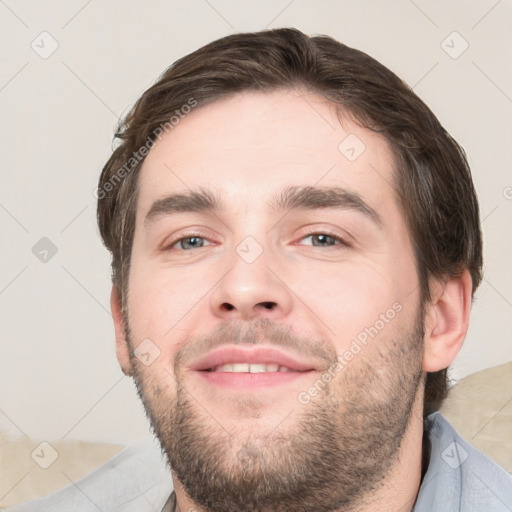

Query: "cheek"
left=291, top=260, right=411, bottom=348
left=133, top=363, right=178, bottom=420
left=127, top=259, right=214, bottom=353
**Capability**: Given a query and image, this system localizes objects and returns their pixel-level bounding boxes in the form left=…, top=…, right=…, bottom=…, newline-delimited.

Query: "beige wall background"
left=1, top=0, right=511, bottom=446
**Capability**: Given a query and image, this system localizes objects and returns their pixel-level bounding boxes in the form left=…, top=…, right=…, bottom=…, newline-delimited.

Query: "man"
left=8, top=28, right=512, bottom=512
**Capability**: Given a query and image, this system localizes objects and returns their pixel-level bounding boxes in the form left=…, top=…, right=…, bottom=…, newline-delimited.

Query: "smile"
left=207, top=363, right=294, bottom=373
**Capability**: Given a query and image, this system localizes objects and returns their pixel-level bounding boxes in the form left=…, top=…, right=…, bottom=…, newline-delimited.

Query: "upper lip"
left=189, top=346, right=318, bottom=372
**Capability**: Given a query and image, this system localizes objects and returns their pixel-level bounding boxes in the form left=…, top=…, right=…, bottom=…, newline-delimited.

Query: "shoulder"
left=414, top=412, right=512, bottom=512
left=3, top=443, right=173, bottom=512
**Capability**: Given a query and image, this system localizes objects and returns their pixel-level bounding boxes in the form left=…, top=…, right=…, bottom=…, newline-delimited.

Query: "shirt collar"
left=161, top=490, right=176, bottom=512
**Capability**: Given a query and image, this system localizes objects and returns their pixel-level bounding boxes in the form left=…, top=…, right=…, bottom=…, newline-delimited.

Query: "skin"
left=110, top=89, right=473, bottom=511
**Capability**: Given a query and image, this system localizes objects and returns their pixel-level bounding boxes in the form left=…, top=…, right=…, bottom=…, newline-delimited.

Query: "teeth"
left=212, top=363, right=291, bottom=373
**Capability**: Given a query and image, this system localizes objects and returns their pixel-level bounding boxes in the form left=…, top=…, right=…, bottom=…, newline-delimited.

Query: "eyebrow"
left=144, top=185, right=382, bottom=228
left=144, top=187, right=222, bottom=226
left=270, top=186, right=382, bottom=227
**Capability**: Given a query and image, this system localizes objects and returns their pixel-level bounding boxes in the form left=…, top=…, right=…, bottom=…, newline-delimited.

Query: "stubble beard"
left=130, top=316, right=424, bottom=512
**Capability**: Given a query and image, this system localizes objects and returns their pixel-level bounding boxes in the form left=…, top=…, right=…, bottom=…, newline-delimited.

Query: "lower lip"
left=194, top=370, right=315, bottom=389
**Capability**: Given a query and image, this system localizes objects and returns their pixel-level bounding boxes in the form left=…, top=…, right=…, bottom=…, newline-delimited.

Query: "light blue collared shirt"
left=412, top=411, right=512, bottom=511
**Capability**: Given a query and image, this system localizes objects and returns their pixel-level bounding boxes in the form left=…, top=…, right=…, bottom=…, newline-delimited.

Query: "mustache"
left=174, top=318, right=336, bottom=373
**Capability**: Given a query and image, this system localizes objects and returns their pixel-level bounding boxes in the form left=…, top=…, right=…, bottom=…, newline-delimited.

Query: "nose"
left=209, top=241, right=293, bottom=321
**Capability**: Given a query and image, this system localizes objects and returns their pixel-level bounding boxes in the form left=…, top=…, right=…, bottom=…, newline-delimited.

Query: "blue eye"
left=170, top=236, right=211, bottom=250
left=301, top=233, right=348, bottom=247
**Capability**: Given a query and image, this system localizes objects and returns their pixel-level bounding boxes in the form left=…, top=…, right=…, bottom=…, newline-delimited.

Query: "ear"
left=110, top=285, right=133, bottom=376
left=422, top=270, right=473, bottom=372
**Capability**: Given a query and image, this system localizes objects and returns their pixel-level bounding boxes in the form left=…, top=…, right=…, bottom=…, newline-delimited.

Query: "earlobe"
left=422, top=270, right=473, bottom=372
left=110, top=285, right=133, bottom=376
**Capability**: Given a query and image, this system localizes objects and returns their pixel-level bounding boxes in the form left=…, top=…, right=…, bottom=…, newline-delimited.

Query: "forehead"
left=136, top=89, right=398, bottom=218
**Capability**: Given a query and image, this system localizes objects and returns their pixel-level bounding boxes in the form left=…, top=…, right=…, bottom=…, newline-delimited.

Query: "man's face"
left=123, top=90, right=424, bottom=511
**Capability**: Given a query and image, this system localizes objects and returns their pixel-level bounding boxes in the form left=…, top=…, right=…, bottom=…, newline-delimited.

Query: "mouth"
left=189, top=346, right=318, bottom=389
left=206, top=363, right=296, bottom=373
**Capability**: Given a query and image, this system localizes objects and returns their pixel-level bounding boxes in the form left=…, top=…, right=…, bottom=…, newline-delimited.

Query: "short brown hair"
left=97, top=28, right=483, bottom=416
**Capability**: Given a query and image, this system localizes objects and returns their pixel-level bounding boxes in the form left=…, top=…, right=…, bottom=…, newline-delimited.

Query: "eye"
left=299, top=232, right=350, bottom=247
left=167, top=235, right=213, bottom=251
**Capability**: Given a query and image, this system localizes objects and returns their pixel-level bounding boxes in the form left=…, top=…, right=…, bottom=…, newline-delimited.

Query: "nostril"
left=219, top=302, right=276, bottom=312
left=259, top=302, right=276, bottom=310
